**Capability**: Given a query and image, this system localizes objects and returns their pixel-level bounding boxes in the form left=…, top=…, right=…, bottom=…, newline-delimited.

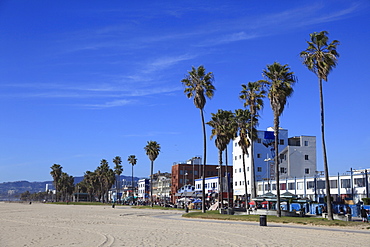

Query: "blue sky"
left=0, top=1, right=369, bottom=182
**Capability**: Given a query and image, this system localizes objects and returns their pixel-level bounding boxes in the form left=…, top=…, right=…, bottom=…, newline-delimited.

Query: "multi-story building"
left=233, top=127, right=317, bottom=201
left=150, top=171, right=171, bottom=203
left=137, top=178, right=149, bottom=202
left=171, top=157, right=232, bottom=203
left=279, top=136, right=316, bottom=179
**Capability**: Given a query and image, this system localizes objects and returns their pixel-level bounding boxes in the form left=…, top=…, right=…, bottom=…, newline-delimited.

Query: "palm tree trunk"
left=274, top=114, right=281, bottom=217
left=225, top=147, right=230, bottom=208
left=218, top=149, right=222, bottom=212
left=242, top=152, right=249, bottom=210
left=319, top=78, right=333, bottom=220
left=132, top=165, right=134, bottom=205
left=250, top=119, right=256, bottom=198
left=200, top=109, right=207, bottom=213
left=150, top=160, right=154, bottom=207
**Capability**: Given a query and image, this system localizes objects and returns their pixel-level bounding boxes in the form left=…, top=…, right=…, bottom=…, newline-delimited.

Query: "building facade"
left=233, top=127, right=288, bottom=198
left=171, top=157, right=232, bottom=203
left=233, top=127, right=317, bottom=200
left=256, top=169, right=370, bottom=204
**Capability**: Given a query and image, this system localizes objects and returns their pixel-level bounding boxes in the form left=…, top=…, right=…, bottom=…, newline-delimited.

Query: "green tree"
left=113, top=156, right=123, bottom=203
left=300, top=31, right=339, bottom=220
left=144, top=141, right=161, bottom=207
left=206, top=109, right=236, bottom=211
left=59, top=172, right=74, bottom=202
left=128, top=155, right=137, bottom=204
left=181, top=65, right=215, bottom=213
left=50, top=164, right=62, bottom=202
left=240, top=81, right=266, bottom=198
left=95, top=159, right=115, bottom=203
left=261, top=62, right=297, bottom=217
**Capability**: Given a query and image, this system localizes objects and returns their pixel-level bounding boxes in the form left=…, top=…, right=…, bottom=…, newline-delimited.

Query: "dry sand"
left=0, top=202, right=369, bottom=247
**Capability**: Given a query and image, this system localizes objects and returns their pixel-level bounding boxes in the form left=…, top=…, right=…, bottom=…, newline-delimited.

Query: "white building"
left=256, top=169, right=370, bottom=204
left=233, top=127, right=317, bottom=199
left=279, top=135, right=317, bottom=179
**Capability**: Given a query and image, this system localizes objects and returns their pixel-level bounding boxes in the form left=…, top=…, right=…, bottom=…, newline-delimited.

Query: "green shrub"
left=362, top=198, right=370, bottom=205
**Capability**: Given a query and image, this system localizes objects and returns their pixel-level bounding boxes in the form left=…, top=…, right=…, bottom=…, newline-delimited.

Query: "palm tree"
left=182, top=65, right=215, bottom=213
left=50, top=164, right=62, bottom=202
left=240, top=81, right=266, bottom=198
left=261, top=62, right=297, bottom=217
left=113, top=156, right=123, bottom=203
left=144, top=141, right=161, bottom=207
left=300, top=31, right=339, bottom=220
left=234, top=109, right=257, bottom=209
left=206, top=109, right=235, bottom=211
left=95, top=159, right=115, bottom=203
left=128, top=155, right=137, bottom=204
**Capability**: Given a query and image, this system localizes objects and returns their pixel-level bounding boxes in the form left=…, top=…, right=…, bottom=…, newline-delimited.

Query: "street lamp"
left=184, top=173, right=188, bottom=212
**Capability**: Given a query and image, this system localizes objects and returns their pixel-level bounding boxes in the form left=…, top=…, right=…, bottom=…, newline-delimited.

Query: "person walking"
left=360, top=207, right=368, bottom=222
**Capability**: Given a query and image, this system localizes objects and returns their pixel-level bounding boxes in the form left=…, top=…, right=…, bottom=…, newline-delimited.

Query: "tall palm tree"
left=128, top=155, right=137, bottom=204
left=240, top=81, right=266, bottom=198
left=144, top=141, right=161, bottom=207
left=234, top=109, right=257, bottom=209
left=206, top=109, right=235, bottom=211
left=96, top=159, right=115, bottom=203
left=300, top=31, right=339, bottom=221
left=50, top=164, right=62, bottom=202
left=182, top=65, right=215, bottom=213
left=261, top=62, right=297, bottom=217
left=113, top=156, right=123, bottom=203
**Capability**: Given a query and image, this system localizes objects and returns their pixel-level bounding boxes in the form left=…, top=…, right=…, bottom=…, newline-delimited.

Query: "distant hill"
left=0, top=175, right=142, bottom=201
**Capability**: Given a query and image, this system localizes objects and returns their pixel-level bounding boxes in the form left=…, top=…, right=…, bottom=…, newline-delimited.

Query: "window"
left=235, top=169, right=237, bottom=173
left=288, top=183, right=295, bottom=190
left=180, top=170, right=184, bottom=175
left=247, top=180, right=249, bottom=185
left=330, top=180, right=338, bottom=188
left=247, top=167, right=249, bottom=172
left=341, top=179, right=351, bottom=188
left=355, top=178, right=365, bottom=187
left=239, top=168, right=242, bottom=173
left=235, top=181, right=237, bottom=186
left=179, top=179, right=183, bottom=183
left=239, top=181, right=242, bottom=186
left=305, top=168, right=310, bottom=174
left=280, top=154, right=285, bottom=160
left=272, top=184, right=276, bottom=190
left=258, top=184, right=263, bottom=191
left=307, top=181, right=315, bottom=189
left=304, top=141, right=309, bottom=146
left=264, top=184, right=271, bottom=191
left=257, top=153, right=261, bottom=158
left=280, top=167, right=286, bottom=173
left=257, top=167, right=262, bottom=172
left=239, top=155, right=242, bottom=159
left=279, top=139, right=284, bottom=145
left=317, top=180, right=325, bottom=189
left=194, top=171, right=198, bottom=175
left=235, top=142, right=237, bottom=147
left=234, top=156, right=237, bottom=160
left=257, top=138, right=261, bottom=143
left=297, top=182, right=303, bottom=190
left=305, top=155, right=309, bottom=160
left=280, top=183, right=286, bottom=190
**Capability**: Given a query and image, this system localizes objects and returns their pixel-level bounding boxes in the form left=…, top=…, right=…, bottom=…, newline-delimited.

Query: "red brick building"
left=171, top=158, right=233, bottom=203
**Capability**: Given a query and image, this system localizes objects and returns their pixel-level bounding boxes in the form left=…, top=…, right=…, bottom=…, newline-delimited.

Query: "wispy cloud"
left=82, top=99, right=133, bottom=109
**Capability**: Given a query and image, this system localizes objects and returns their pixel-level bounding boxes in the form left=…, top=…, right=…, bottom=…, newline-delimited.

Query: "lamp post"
left=184, top=173, right=188, bottom=212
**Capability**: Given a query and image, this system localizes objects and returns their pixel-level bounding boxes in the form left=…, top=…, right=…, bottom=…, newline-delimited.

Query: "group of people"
left=360, top=207, right=369, bottom=222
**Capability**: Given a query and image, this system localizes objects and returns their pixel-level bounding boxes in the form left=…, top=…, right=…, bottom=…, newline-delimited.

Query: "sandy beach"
left=0, top=202, right=368, bottom=247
